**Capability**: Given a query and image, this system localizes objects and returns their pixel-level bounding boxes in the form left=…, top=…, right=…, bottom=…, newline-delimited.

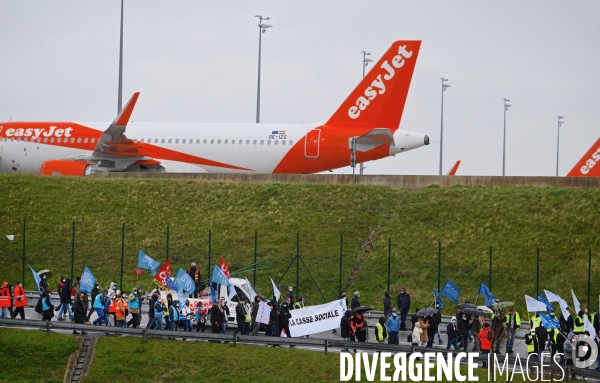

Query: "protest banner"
left=288, top=299, right=347, bottom=337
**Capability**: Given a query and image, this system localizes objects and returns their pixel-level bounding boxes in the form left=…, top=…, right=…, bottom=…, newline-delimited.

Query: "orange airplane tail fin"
left=447, top=160, right=461, bottom=176
left=566, top=137, right=600, bottom=177
left=326, top=40, right=421, bottom=129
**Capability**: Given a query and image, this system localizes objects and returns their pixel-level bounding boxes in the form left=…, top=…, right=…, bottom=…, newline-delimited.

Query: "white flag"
left=228, top=284, right=237, bottom=303
left=245, top=277, right=257, bottom=301
left=271, top=278, right=281, bottom=301
left=525, top=295, right=547, bottom=312
left=585, top=315, right=597, bottom=339
left=544, top=289, right=561, bottom=303
left=572, top=290, right=581, bottom=313
left=6, top=235, right=14, bottom=241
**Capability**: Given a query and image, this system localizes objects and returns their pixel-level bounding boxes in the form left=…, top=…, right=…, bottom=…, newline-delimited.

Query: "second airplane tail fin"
left=566, top=137, right=600, bottom=177
left=326, top=40, right=421, bottom=129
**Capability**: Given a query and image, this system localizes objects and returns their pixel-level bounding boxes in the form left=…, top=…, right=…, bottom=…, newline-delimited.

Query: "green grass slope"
left=0, top=328, right=78, bottom=383
left=0, top=175, right=599, bottom=315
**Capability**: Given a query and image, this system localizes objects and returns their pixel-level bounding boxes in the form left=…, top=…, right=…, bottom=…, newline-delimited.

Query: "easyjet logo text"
left=581, top=147, right=600, bottom=174
left=3, top=126, right=73, bottom=139
left=348, top=45, right=413, bottom=120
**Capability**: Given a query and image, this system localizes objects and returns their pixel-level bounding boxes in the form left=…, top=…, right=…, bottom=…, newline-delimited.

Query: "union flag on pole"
left=154, top=259, right=171, bottom=290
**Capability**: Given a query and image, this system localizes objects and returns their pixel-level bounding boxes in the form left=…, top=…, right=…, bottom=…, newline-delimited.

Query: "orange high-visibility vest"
left=108, top=298, right=116, bottom=313
left=123, top=299, right=128, bottom=310
left=14, top=286, right=27, bottom=308
left=0, top=288, right=10, bottom=308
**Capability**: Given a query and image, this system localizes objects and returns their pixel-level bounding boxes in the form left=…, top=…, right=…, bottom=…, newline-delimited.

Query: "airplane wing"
left=92, top=92, right=147, bottom=157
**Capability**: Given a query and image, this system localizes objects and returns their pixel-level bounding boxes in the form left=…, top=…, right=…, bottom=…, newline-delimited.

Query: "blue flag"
left=478, top=282, right=496, bottom=307
left=210, top=285, right=218, bottom=304
left=440, top=279, right=461, bottom=303
left=537, top=293, right=555, bottom=314
left=211, top=264, right=231, bottom=286
left=539, top=313, right=560, bottom=330
left=80, top=266, right=96, bottom=294
left=164, top=275, right=178, bottom=292
left=137, top=250, right=161, bottom=276
left=28, top=265, right=42, bottom=295
left=176, top=286, right=187, bottom=309
left=174, top=268, right=196, bottom=294
left=434, top=287, right=444, bottom=309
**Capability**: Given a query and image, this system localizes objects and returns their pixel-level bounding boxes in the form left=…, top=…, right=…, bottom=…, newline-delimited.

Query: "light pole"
left=360, top=51, right=373, bottom=175
left=255, top=15, right=272, bottom=123
left=117, top=0, right=124, bottom=113
left=556, top=116, right=564, bottom=177
left=439, top=78, right=450, bottom=176
left=502, top=98, right=512, bottom=176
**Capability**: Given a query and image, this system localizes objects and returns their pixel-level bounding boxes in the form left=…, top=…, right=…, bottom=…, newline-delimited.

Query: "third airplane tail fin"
left=326, top=40, right=421, bottom=130
left=567, top=137, right=600, bottom=177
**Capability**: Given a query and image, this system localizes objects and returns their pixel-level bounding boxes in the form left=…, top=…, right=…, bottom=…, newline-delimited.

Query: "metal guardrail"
left=2, top=317, right=598, bottom=381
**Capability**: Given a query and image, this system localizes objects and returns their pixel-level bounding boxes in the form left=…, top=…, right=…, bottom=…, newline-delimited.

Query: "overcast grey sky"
left=1, top=1, right=598, bottom=176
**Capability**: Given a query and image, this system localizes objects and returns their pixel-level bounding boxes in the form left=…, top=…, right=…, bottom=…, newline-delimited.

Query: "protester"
left=108, top=282, right=117, bottom=297
left=382, top=292, right=392, bottom=318
left=525, top=328, right=541, bottom=362
left=386, top=309, right=400, bottom=345
left=187, top=262, right=201, bottom=298
left=573, top=310, right=585, bottom=334
left=12, top=281, right=26, bottom=319
left=154, top=296, right=165, bottom=330
left=127, top=288, right=140, bottom=328
left=427, top=313, right=440, bottom=348
left=106, top=291, right=117, bottom=327
left=163, top=293, right=173, bottom=330
left=195, top=301, right=208, bottom=333
left=220, top=297, right=230, bottom=332
left=168, top=300, right=179, bottom=332
left=211, top=300, right=224, bottom=333
left=92, top=290, right=108, bottom=326
left=535, top=322, right=548, bottom=354
left=180, top=300, right=192, bottom=332
left=396, top=288, right=411, bottom=331
left=294, top=297, right=305, bottom=310
left=375, top=316, right=388, bottom=344
left=39, top=274, right=49, bottom=293
left=269, top=301, right=280, bottom=343
left=243, top=300, right=252, bottom=335
left=41, top=289, right=55, bottom=322
left=73, top=293, right=87, bottom=335
left=478, top=323, right=492, bottom=367
left=434, top=303, right=443, bottom=344
left=115, top=292, right=126, bottom=328
left=86, top=283, right=100, bottom=322
left=287, top=286, right=295, bottom=308
left=145, top=293, right=157, bottom=330
left=470, top=315, right=482, bottom=352
left=549, top=322, right=562, bottom=361
left=418, top=316, right=429, bottom=347
left=412, top=321, right=422, bottom=347
left=563, top=333, right=576, bottom=366
left=446, top=318, right=459, bottom=350
left=351, top=291, right=361, bottom=310
left=504, top=307, right=520, bottom=353
left=234, top=298, right=246, bottom=335
left=251, top=296, right=261, bottom=335
left=338, top=291, right=348, bottom=308
left=411, top=309, right=419, bottom=332
left=341, top=311, right=355, bottom=352
left=457, top=313, right=470, bottom=351
left=57, top=276, right=74, bottom=321
left=351, top=312, right=367, bottom=343
left=279, top=300, right=292, bottom=340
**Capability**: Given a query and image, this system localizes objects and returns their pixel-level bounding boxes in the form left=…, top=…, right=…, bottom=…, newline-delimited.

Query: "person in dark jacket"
left=351, top=291, right=361, bottom=310
left=396, top=288, right=411, bottom=331
left=210, top=300, right=226, bottom=334
left=340, top=310, right=356, bottom=353
left=535, top=325, right=548, bottom=353
left=457, top=313, right=470, bottom=351
left=286, top=286, right=295, bottom=308
left=41, top=289, right=55, bottom=322
left=234, top=298, right=246, bottom=335
left=427, top=314, right=440, bottom=347
left=86, top=283, right=100, bottom=322
left=351, top=312, right=367, bottom=342
left=73, top=293, right=87, bottom=335
left=57, top=276, right=74, bottom=320
left=279, top=301, right=292, bottom=340
left=446, top=318, right=459, bottom=350
left=251, top=296, right=261, bottom=336
left=145, top=293, right=157, bottom=329
left=383, top=292, right=392, bottom=318
left=269, top=301, right=280, bottom=341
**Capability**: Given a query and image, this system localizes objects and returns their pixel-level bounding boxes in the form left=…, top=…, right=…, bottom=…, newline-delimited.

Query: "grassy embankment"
left=0, top=174, right=599, bottom=316
left=0, top=328, right=78, bottom=383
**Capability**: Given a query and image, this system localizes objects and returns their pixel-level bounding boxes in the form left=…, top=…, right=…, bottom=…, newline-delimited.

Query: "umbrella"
left=462, top=308, right=483, bottom=316
left=493, top=301, right=515, bottom=309
left=477, top=306, right=494, bottom=314
left=456, top=303, right=477, bottom=311
left=37, top=269, right=53, bottom=279
left=417, top=307, right=439, bottom=317
left=352, top=306, right=373, bottom=313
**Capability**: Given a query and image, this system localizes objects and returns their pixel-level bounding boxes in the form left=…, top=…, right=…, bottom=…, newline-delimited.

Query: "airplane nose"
left=424, top=135, right=430, bottom=145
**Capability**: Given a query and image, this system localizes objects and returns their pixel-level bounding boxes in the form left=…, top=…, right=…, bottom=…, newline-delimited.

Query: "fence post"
left=536, top=247, right=540, bottom=296
left=489, top=246, right=493, bottom=291
left=588, top=249, right=592, bottom=310
left=387, top=238, right=391, bottom=293
left=166, top=226, right=170, bottom=261
left=208, top=230, right=212, bottom=279
left=71, top=221, right=75, bottom=282
left=120, top=223, right=125, bottom=291
left=254, top=231, right=258, bottom=286
left=22, top=219, right=26, bottom=286
left=324, top=339, right=328, bottom=354
left=296, top=232, right=300, bottom=302
left=437, top=242, right=442, bottom=292
left=339, top=234, right=343, bottom=295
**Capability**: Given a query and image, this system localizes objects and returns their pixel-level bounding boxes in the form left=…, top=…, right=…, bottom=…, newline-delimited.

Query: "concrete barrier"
left=91, top=172, right=600, bottom=189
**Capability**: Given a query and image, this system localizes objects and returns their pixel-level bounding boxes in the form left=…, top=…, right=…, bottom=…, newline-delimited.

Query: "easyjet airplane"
left=567, top=137, right=600, bottom=177
left=0, top=40, right=429, bottom=176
